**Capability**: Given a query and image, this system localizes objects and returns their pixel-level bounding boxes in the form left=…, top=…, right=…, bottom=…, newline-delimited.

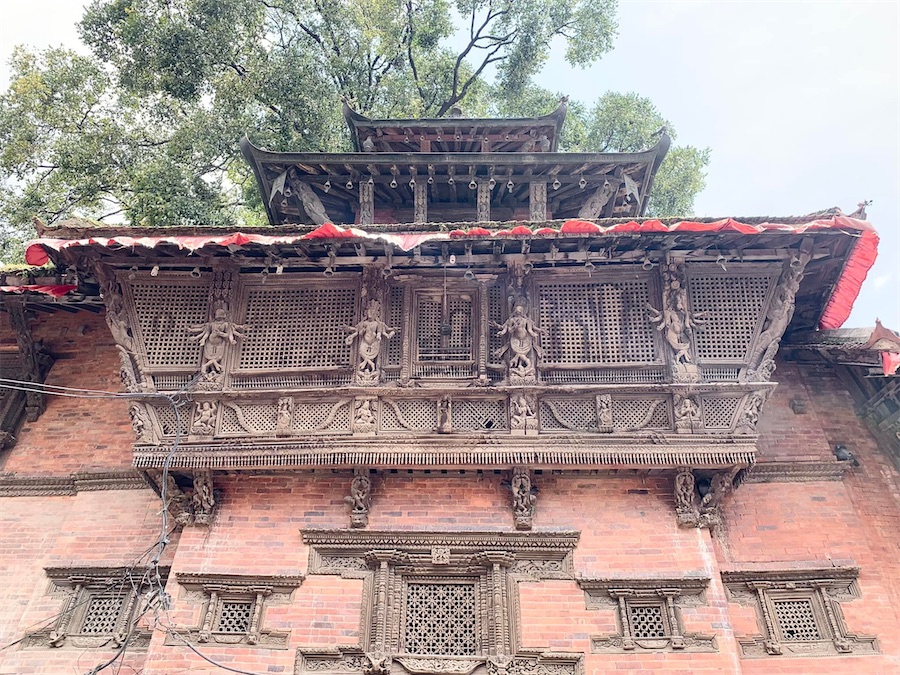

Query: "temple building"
left=0, top=103, right=899, bottom=675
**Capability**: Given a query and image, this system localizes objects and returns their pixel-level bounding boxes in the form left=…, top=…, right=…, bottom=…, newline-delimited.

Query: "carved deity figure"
left=577, top=181, right=616, bottom=219
left=698, top=471, right=733, bottom=528
left=276, top=397, right=293, bottom=436
left=188, top=308, right=247, bottom=386
left=647, top=261, right=703, bottom=382
left=746, top=250, right=811, bottom=381
left=345, top=300, right=398, bottom=385
left=129, top=403, right=153, bottom=442
left=511, top=467, right=537, bottom=530
left=437, top=397, right=452, bottom=433
left=674, top=467, right=699, bottom=527
left=510, top=393, right=537, bottom=434
left=353, top=398, right=377, bottom=433
left=597, top=394, right=614, bottom=431
left=296, top=181, right=331, bottom=225
left=192, top=401, right=217, bottom=436
left=346, top=469, right=372, bottom=528
left=493, top=299, right=544, bottom=384
left=737, top=393, right=765, bottom=433
left=674, top=394, right=701, bottom=434
left=192, top=470, right=216, bottom=526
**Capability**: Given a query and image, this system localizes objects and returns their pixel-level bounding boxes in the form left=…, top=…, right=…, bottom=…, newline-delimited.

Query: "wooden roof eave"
left=342, top=99, right=568, bottom=151
left=239, top=135, right=281, bottom=228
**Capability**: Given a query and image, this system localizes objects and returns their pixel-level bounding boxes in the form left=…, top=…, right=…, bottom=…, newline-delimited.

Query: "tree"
left=0, top=0, right=708, bottom=262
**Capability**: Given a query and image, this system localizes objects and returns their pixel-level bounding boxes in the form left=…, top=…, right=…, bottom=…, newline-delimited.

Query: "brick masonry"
left=0, top=310, right=898, bottom=674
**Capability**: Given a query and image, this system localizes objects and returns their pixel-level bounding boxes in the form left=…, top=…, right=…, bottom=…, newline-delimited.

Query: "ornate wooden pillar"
left=413, top=181, right=428, bottom=224
left=529, top=182, right=547, bottom=222
left=359, top=180, right=375, bottom=225
left=477, top=180, right=491, bottom=222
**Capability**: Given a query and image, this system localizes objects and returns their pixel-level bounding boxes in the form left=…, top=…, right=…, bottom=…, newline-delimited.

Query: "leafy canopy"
left=0, top=0, right=708, bottom=261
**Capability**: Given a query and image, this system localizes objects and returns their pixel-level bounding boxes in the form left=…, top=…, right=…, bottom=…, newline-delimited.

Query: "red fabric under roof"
left=22, top=216, right=878, bottom=329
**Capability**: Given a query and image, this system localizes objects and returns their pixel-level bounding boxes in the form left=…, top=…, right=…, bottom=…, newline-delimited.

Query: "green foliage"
left=0, top=0, right=708, bottom=263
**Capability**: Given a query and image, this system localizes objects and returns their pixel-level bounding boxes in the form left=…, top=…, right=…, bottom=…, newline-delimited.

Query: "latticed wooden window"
left=722, top=568, right=878, bottom=658
left=80, top=591, right=128, bottom=635
left=216, top=600, right=254, bottom=633
left=403, top=582, right=478, bottom=655
left=24, top=567, right=166, bottom=650
left=772, top=599, right=821, bottom=642
left=238, top=285, right=358, bottom=370
left=130, top=280, right=209, bottom=368
left=627, top=602, right=669, bottom=639
left=538, top=278, right=658, bottom=366
left=688, top=272, right=773, bottom=363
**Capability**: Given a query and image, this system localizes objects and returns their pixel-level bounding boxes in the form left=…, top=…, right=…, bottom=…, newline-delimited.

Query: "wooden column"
left=414, top=181, right=428, bottom=224
left=359, top=181, right=374, bottom=225
left=529, top=182, right=547, bottom=222
left=477, top=180, right=491, bottom=223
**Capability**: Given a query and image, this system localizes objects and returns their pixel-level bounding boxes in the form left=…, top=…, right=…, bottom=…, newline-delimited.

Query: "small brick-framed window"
left=23, top=567, right=168, bottom=650
left=169, top=573, right=303, bottom=649
left=579, top=577, right=716, bottom=653
left=722, top=567, right=878, bottom=658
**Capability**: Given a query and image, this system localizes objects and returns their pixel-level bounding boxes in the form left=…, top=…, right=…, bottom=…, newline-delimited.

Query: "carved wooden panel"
left=129, top=279, right=209, bottom=369
left=688, top=270, right=774, bottom=364
left=238, top=284, right=358, bottom=371
left=537, top=277, right=659, bottom=366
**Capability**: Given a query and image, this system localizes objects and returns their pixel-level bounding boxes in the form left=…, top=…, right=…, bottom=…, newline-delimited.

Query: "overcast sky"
left=1, top=0, right=898, bottom=328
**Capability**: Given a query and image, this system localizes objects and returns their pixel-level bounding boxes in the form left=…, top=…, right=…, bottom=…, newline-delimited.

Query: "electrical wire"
left=0, top=374, right=273, bottom=674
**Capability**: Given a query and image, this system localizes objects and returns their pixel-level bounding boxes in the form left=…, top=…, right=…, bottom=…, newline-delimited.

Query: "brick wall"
left=0, top=310, right=898, bottom=674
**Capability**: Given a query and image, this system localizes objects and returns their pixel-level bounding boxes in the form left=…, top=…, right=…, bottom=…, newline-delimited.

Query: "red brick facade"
left=1, top=309, right=898, bottom=674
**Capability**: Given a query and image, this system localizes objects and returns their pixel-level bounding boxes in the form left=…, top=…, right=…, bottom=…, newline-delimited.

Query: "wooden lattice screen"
left=130, top=280, right=209, bottom=369
left=537, top=278, right=659, bottom=367
left=688, top=272, right=773, bottom=363
left=237, top=286, right=358, bottom=371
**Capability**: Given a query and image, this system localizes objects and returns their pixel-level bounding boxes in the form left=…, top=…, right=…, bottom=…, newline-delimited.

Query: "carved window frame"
left=722, top=567, right=878, bottom=658
left=23, top=567, right=168, bottom=650
left=410, top=281, right=482, bottom=378
left=578, top=577, right=716, bottom=653
left=532, top=268, right=664, bottom=374
left=168, top=573, right=304, bottom=650
left=299, top=530, right=583, bottom=675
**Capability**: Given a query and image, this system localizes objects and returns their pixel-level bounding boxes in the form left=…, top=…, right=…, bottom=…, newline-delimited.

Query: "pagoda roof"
left=239, top=133, right=671, bottom=226
left=341, top=99, right=569, bottom=153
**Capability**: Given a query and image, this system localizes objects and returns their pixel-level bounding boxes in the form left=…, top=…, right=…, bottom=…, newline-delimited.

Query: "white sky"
left=1, top=0, right=898, bottom=327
